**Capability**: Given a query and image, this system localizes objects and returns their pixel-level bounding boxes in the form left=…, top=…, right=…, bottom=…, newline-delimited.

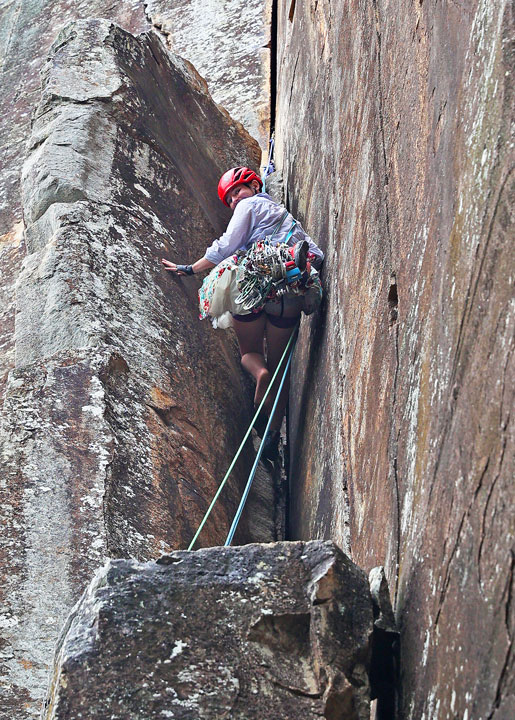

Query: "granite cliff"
left=276, top=1, right=513, bottom=717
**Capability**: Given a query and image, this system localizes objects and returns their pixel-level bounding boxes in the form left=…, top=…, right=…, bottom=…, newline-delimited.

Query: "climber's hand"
left=161, top=259, right=194, bottom=275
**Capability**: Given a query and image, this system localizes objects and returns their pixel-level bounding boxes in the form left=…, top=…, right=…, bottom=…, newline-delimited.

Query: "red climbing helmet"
left=218, top=166, right=263, bottom=206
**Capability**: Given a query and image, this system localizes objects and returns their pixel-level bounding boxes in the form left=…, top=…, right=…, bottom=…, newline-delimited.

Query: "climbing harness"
left=199, top=237, right=322, bottom=324
left=235, top=236, right=320, bottom=314
left=187, top=326, right=298, bottom=551
left=198, top=205, right=315, bottom=322
left=232, top=208, right=298, bottom=311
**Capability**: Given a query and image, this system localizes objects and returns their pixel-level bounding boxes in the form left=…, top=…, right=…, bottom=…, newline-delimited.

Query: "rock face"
left=43, top=541, right=373, bottom=720
left=0, top=19, right=272, bottom=718
left=276, top=1, right=514, bottom=718
left=0, top=0, right=149, bottom=413
left=145, top=0, right=271, bottom=149
left=0, top=0, right=149, bottom=238
left=0, top=0, right=270, bottom=415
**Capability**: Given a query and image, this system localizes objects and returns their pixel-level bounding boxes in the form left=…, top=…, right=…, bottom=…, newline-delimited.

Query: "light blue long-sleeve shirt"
left=204, top=193, right=324, bottom=267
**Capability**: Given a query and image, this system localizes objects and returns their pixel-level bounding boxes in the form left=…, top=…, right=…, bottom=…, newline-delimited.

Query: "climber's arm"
left=162, top=201, right=254, bottom=276
left=161, top=257, right=215, bottom=275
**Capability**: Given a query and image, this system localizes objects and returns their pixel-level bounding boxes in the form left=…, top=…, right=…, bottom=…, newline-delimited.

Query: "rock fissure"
left=142, top=2, right=172, bottom=49
left=374, top=2, right=402, bottom=614
left=500, top=349, right=513, bottom=427
left=288, top=0, right=296, bottom=24
left=505, top=550, right=514, bottom=638
left=474, top=454, right=492, bottom=589
left=477, top=434, right=508, bottom=579
left=271, top=680, right=324, bottom=699
left=434, top=510, right=468, bottom=626
left=372, top=0, right=392, bottom=240
left=269, top=0, right=279, bottom=130
left=450, top=169, right=513, bottom=391
left=287, top=50, right=301, bottom=110
left=388, top=276, right=401, bottom=606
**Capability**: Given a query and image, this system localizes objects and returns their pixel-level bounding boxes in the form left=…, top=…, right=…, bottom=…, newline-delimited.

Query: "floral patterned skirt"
left=198, top=244, right=323, bottom=328
left=198, top=254, right=241, bottom=321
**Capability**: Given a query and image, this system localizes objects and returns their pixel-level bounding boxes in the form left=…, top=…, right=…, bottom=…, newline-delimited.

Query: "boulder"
left=43, top=541, right=373, bottom=720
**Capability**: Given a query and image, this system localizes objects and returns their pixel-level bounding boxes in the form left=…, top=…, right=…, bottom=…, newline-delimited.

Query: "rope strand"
left=187, top=326, right=298, bottom=551
left=225, top=330, right=297, bottom=546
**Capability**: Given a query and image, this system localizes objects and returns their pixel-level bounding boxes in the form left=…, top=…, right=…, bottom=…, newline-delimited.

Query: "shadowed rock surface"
left=0, top=0, right=271, bottom=411
left=276, top=1, right=514, bottom=718
left=43, top=541, right=373, bottom=720
left=0, top=18, right=272, bottom=718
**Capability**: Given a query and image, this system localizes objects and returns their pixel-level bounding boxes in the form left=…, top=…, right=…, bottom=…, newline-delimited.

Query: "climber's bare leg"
left=232, top=314, right=270, bottom=407
left=264, top=316, right=300, bottom=432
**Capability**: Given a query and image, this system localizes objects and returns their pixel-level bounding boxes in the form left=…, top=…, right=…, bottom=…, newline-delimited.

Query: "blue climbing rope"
left=224, top=328, right=297, bottom=546
left=187, top=325, right=297, bottom=551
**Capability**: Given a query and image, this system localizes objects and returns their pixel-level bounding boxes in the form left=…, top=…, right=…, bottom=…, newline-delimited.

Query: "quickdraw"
left=235, top=239, right=317, bottom=312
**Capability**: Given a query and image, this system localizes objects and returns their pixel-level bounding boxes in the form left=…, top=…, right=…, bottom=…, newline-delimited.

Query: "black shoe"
left=254, top=410, right=268, bottom=438
left=261, top=430, right=281, bottom=461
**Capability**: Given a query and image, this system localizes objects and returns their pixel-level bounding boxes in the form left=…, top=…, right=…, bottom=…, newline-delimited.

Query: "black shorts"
left=232, top=293, right=305, bottom=328
left=232, top=309, right=299, bottom=328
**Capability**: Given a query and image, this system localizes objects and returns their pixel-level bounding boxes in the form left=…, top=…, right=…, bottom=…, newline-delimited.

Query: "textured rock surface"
left=0, top=0, right=149, bottom=237
left=0, top=0, right=511, bottom=718
left=0, top=221, right=23, bottom=398
left=0, top=0, right=270, bottom=412
left=145, top=0, right=271, bottom=149
left=0, top=0, right=149, bottom=409
left=0, top=19, right=269, bottom=718
left=276, top=1, right=513, bottom=718
left=43, top=541, right=373, bottom=720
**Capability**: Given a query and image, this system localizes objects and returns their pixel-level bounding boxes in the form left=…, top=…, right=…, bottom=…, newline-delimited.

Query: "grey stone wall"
left=0, top=19, right=267, bottom=718
left=145, top=0, right=271, bottom=150
left=43, top=541, right=373, bottom=720
left=275, top=1, right=514, bottom=718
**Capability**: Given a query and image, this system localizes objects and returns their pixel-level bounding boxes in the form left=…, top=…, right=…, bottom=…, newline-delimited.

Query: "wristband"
left=176, top=264, right=194, bottom=275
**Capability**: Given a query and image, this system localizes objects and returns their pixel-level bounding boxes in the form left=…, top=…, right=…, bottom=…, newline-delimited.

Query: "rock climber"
left=161, top=166, right=324, bottom=460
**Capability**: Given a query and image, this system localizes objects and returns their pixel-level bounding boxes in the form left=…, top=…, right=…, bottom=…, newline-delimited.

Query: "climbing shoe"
left=261, top=430, right=281, bottom=462
left=254, top=410, right=268, bottom=438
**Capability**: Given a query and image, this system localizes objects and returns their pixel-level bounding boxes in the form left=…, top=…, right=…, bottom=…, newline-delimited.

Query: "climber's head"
left=218, top=167, right=263, bottom=209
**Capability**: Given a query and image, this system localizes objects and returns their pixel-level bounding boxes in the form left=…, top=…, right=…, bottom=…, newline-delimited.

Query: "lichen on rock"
left=43, top=541, right=374, bottom=720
